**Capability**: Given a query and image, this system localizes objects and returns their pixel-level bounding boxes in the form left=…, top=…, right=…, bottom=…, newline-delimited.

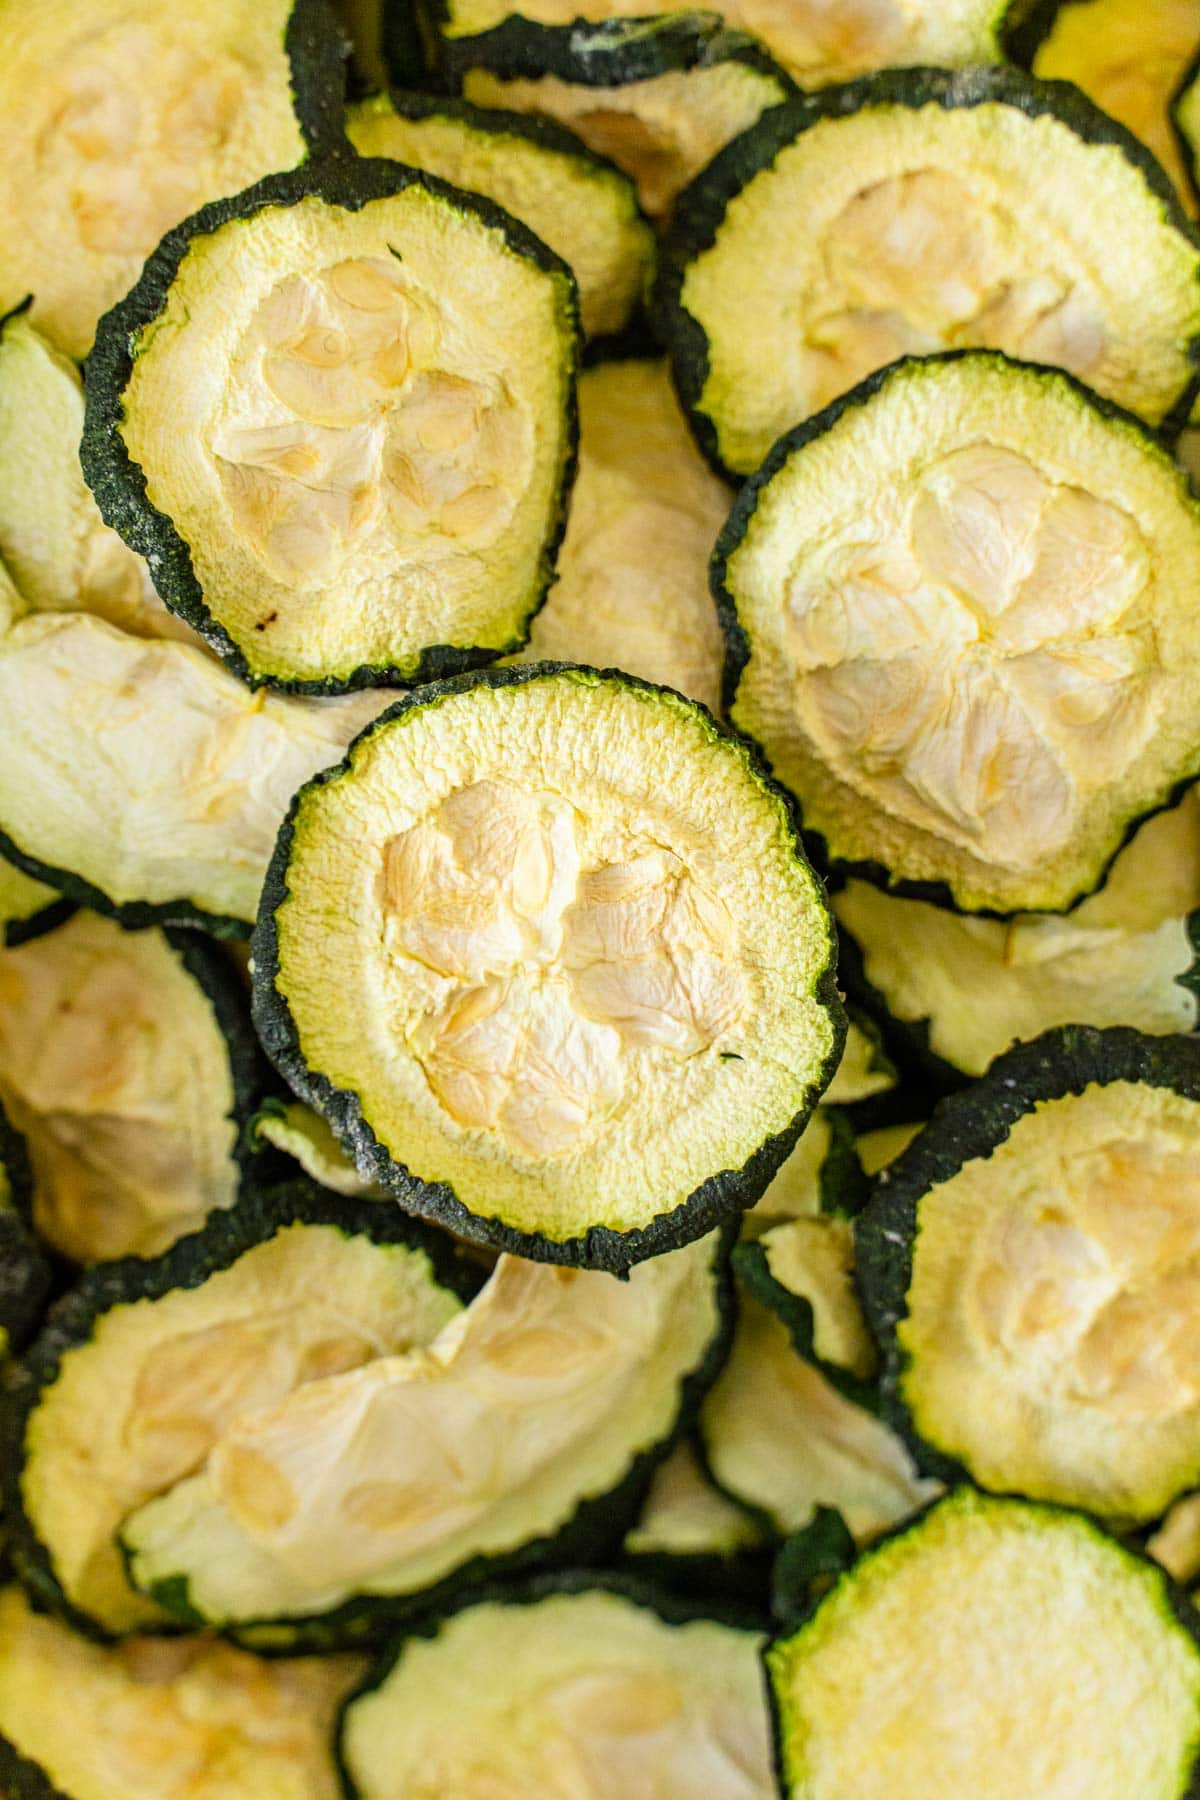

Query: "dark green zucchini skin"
left=0, top=1736, right=71, bottom=1800
left=0, top=895, right=75, bottom=951
left=0, top=1182, right=482, bottom=1645
left=855, top=1026, right=1200, bottom=1489
left=658, top=66, right=1200, bottom=481
left=80, top=159, right=581, bottom=697
left=0, top=835, right=253, bottom=942
left=286, top=0, right=356, bottom=152
left=0, top=1109, right=50, bottom=1356
left=378, top=0, right=432, bottom=89
left=251, top=660, right=846, bottom=1273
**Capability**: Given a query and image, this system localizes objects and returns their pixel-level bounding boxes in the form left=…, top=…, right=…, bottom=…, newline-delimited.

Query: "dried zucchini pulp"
left=82, top=160, right=580, bottom=692
left=254, top=664, right=843, bottom=1267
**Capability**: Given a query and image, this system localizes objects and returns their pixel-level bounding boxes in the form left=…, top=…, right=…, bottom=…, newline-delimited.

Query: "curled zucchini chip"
left=82, top=161, right=580, bottom=693
left=253, top=665, right=843, bottom=1268
left=346, top=90, right=654, bottom=339
left=0, top=860, right=71, bottom=951
left=250, top=1098, right=385, bottom=1198
left=0, top=912, right=262, bottom=1263
left=3, top=1184, right=471, bottom=1637
left=0, top=0, right=346, bottom=362
left=717, top=353, right=1200, bottom=915
left=511, top=361, right=730, bottom=711
left=338, top=1574, right=773, bottom=1799
left=0, top=611, right=387, bottom=935
left=457, top=16, right=794, bottom=222
left=0, top=1106, right=51, bottom=1359
left=835, top=789, right=1200, bottom=1080
left=766, top=1489, right=1200, bottom=1800
left=857, top=1026, right=1200, bottom=1521
left=0, top=1586, right=361, bottom=1800
left=660, top=66, right=1200, bottom=475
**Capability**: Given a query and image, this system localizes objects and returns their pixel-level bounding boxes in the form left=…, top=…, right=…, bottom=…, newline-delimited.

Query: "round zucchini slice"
left=338, top=1574, right=773, bottom=1798
left=0, top=0, right=347, bottom=364
left=0, top=912, right=263, bottom=1263
left=766, top=1488, right=1200, bottom=1800
left=457, top=16, right=794, bottom=222
left=510, top=360, right=730, bottom=712
left=3, top=1183, right=472, bottom=1638
left=660, top=66, right=1200, bottom=476
left=0, top=1585, right=361, bottom=1800
left=857, top=1026, right=1200, bottom=1521
left=717, top=352, right=1200, bottom=915
left=0, top=860, right=72, bottom=951
left=0, top=1104, right=51, bottom=1360
left=0, top=611, right=388, bottom=935
left=346, top=90, right=654, bottom=339
left=835, top=788, right=1200, bottom=1081
left=253, top=664, right=844, bottom=1268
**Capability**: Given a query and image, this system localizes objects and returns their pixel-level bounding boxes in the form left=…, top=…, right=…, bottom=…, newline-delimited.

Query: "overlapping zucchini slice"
left=0, top=860, right=71, bottom=951
left=717, top=353, right=1200, bottom=915
left=0, top=0, right=347, bottom=362
left=4, top=1185, right=471, bottom=1637
left=0, top=912, right=261, bottom=1263
left=835, top=789, right=1200, bottom=1080
left=82, top=162, right=580, bottom=692
left=0, top=1585, right=360, bottom=1800
left=659, top=67, right=1200, bottom=476
left=0, top=1106, right=50, bottom=1360
left=119, top=1232, right=728, bottom=1635
left=456, top=16, right=794, bottom=222
left=857, top=1027, right=1200, bottom=1521
left=338, top=1575, right=773, bottom=1798
left=346, top=91, right=654, bottom=339
left=766, top=1489, right=1200, bottom=1800
left=253, top=665, right=843, bottom=1266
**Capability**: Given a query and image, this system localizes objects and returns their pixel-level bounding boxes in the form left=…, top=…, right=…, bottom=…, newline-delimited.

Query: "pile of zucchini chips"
left=9, top=0, right=1200, bottom=1794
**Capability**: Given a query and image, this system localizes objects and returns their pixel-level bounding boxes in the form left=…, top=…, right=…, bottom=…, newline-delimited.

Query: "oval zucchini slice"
left=766, top=1488, right=1200, bottom=1800
left=0, top=1105, right=51, bottom=1360
left=717, top=352, right=1200, bottom=915
left=856, top=1026, right=1200, bottom=1521
left=0, top=0, right=347, bottom=363
left=3, top=1184, right=472, bottom=1637
left=660, top=66, right=1200, bottom=475
left=346, top=90, right=654, bottom=339
left=0, top=912, right=262, bottom=1263
left=82, top=161, right=580, bottom=693
left=338, top=1574, right=773, bottom=1798
left=253, top=664, right=843, bottom=1267
left=0, top=859, right=72, bottom=951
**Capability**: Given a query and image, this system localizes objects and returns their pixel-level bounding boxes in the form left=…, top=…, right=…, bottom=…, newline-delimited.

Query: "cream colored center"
left=734, top=0, right=910, bottom=80
left=380, top=778, right=752, bottom=1157
left=785, top=442, right=1156, bottom=866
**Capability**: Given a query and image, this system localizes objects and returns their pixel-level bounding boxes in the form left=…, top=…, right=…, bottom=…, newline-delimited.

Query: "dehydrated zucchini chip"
left=835, top=789, right=1200, bottom=1081
left=766, top=1489, right=1200, bottom=1800
left=0, top=1585, right=361, bottom=1800
left=82, top=160, right=580, bottom=693
left=717, top=353, right=1200, bottom=915
left=0, top=611, right=387, bottom=936
left=338, top=1574, right=773, bottom=1799
left=0, top=1106, right=50, bottom=1360
left=253, top=664, right=843, bottom=1268
left=0, top=0, right=347, bottom=362
left=119, top=1231, right=729, bottom=1635
left=0, top=861, right=71, bottom=952
left=857, top=1026, right=1200, bottom=1521
left=346, top=90, right=654, bottom=339
left=0, top=912, right=262, bottom=1263
left=659, top=66, right=1200, bottom=476
left=456, top=15, right=794, bottom=222
left=3, top=1184, right=472, bottom=1637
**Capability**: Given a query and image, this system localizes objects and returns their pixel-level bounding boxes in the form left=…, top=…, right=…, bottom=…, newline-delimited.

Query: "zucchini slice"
left=734, top=1217, right=877, bottom=1401
left=0, top=1585, right=361, bottom=1800
left=250, top=1098, right=385, bottom=1198
left=338, top=1574, right=773, bottom=1798
left=0, top=912, right=262, bottom=1263
left=766, top=1488, right=1200, bottom=1800
left=82, top=162, right=580, bottom=694
left=835, top=789, right=1200, bottom=1080
left=457, top=16, right=794, bottom=222
left=3, top=1184, right=471, bottom=1637
left=119, top=1231, right=728, bottom=1635
left=345, top=90, right=654, bottom=339
left=0, top=0, right=347, bottom=363
left=660, top=66, right=1200, bottom=476
left=510, top=361, right=730, bottom=711
left=0, top=1106, right=51, bottom=1359
left=0, top=861, right=72, bottom=951
left=857, top=1026, right=1200, bottom=1520
left=717, top=352, right=1200, bottom=915
left=253, top=664, right=843, bottom=1268
left=0, top=611, right=387, bottom=936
